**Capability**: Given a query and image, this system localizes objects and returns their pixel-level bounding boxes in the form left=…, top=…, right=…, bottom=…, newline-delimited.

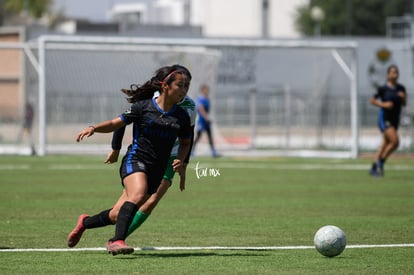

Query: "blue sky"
left=52, top=0, right=140, bottom=22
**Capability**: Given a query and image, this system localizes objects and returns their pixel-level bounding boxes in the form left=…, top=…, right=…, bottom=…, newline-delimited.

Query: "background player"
left=16, top=102, right=35, bottom=155
left=369, top=64, right=407, bottom=177
left=193, top=84, right=219, bottom=157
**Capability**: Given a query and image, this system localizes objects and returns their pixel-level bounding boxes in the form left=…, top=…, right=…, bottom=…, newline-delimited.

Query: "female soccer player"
left=369, top=64, right=407, bottom=177
left=69, top=65, right=192, bottom=255
left=106, top=94, right=196, bottom=238
left=101, top=65, right=195, bottom=239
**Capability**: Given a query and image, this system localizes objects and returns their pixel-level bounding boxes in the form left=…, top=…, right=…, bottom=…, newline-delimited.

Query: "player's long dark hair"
left=121, top=64, right=192, bottom=103
left=387, top=64, right=399, bottom=74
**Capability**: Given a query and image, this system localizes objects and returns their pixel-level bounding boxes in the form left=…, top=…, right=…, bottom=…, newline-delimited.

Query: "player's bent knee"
left=126, top=194, right=147, bottom=205
left=393, top=140, right=400, bottom=149
left=109, top=209, right=119, bottom=223
left=389, top=135, right=399, bottom=148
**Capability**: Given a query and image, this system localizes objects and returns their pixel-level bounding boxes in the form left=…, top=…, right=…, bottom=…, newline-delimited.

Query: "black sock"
left=110, top=201, right=138, bottom=242
left=380, top=158, right=386, bottom=164
left=371, top=162, right=377, bottom=169
left=83, top=209, right=113, bottom=229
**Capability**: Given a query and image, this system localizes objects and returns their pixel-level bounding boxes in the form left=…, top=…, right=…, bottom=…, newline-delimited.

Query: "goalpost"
left=35, top=35, right=221, bottom=156
left=33, top=36, right=358, bottom=158
left=211, top=40, right=359, bottom=158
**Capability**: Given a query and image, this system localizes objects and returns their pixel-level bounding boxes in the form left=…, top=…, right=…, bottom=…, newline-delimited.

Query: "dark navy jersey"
left=374, top=83, right=406, bottom=123
left=119, top=98, right=191, bottom=172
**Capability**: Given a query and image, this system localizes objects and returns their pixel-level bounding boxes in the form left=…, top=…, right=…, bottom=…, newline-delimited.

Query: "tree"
left=294, top=0, right=412, bottom=36
left=0, top=0, right=51, bottom=26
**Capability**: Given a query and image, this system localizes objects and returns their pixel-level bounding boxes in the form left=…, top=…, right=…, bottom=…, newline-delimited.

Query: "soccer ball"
left=314, top=225, right=347, bottom=257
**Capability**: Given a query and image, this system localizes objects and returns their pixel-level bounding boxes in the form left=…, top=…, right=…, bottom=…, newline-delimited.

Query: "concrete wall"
left=0, top=27, right=24, bottom=122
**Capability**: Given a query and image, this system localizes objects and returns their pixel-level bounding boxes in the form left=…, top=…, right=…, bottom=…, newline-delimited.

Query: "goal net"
left=34, top=36, right=221, bottom=155
left=1, top=36, right=359, bottom=158
left=207, top=40, right=358, bottom=158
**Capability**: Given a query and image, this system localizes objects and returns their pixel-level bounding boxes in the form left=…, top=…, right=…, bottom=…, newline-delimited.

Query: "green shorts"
left=163, top=156, right=176, bottom=183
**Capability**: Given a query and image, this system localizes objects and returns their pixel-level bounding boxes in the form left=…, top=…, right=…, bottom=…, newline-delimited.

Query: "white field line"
left=0, top=164, right=30, bottom=170
left=48, top=162, right=414, bottom=170
left=1, top=163, right=412, bottom=171
left=45, top=163, right=413, bottom=171
left=48, top=164, right=116, bottom=170
left=1, top=244, right=414, bottom=252
left=193, top=163, right=414, bottom=171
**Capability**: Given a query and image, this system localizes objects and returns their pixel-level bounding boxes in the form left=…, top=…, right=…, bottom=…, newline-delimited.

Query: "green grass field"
left=0, top=155, right=413, bottom=274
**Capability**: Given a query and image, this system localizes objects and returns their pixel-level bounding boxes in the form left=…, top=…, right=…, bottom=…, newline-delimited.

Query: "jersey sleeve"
left=397, top=84, right=406, bottom=95
left=190, top=104, right=197, bottom=127
left=374, top=86, right=386, bottom=99
left=196, top=96, right=207, bottom=109
left=178, top=111, right=192, bottom=140
left=390, top=84, right=405, bottom=105
left=111, top=125, right=126, bottom=150
left=184, top=125, right=195, bottom=164
left=119, top=101, right=142, bottom=125
left=185, top=97, right=197, bottom=126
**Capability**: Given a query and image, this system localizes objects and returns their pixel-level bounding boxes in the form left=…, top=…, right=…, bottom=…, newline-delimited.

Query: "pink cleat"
left=67, top=214, right=89, bottom=248
left=106, top=240, right=134, bottom=256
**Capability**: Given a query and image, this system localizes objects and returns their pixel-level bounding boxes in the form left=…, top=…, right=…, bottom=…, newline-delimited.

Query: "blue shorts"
left=378, top=112, right=399, bottom=133
left=119, top=149, right=165, bottom=195
left=197, top=121, right=211, bottom=132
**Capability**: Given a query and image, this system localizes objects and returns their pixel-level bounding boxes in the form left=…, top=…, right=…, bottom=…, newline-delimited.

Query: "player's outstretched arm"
left=76, top=117, right=125, bottom=142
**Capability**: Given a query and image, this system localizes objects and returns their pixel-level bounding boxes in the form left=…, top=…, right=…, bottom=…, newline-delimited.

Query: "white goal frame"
left=35, top=35, right=358, bottom=158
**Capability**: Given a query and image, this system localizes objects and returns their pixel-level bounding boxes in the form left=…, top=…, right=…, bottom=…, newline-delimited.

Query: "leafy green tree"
left=0, top=0, right=51, bottom=25
left=295, top=0, right=412, bottom=36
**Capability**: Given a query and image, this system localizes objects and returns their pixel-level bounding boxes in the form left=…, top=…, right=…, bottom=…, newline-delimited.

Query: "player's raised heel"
left=369, top=168, right=380, bottom=177
left=106, top=240, right=134, bottom=256
left=376, top=161, right=384, bottom=176
left=67, top=214, right=89, bottom=248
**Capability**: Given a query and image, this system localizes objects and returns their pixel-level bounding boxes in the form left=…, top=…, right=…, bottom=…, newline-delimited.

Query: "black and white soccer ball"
left=314, top=225, right=347, bottom=257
